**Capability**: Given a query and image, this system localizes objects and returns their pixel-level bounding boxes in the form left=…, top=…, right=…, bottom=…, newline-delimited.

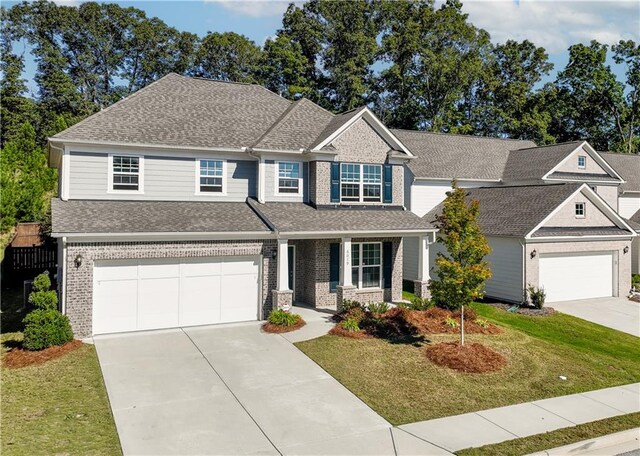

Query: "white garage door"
left=93, top=256, right=260, bottom=335
left=539, top=252, right=614, bottom=302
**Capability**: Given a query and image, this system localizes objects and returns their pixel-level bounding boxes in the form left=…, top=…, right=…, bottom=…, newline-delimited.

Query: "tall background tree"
left=1, top=0, right=638, bottom=245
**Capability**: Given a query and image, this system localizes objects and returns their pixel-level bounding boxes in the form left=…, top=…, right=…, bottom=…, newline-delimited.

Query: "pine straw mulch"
left=328, top=325, right=372, bottom=339
left=404, top=308, right=502, bottom=335
left=262, top=318, right=306, bottom=333
left=487, top=302, right=556, bottom=316
left=3, top=339, right=83, bottom=369
left=424, top=341, right=507, bottom=373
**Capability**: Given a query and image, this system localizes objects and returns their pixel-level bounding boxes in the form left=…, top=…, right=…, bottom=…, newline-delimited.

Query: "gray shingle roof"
left=253, top=202, right=434, bottom=233
left=393, top=130, right=536, bottom=180
left=311, top=107, right=367, bottom=150
left=546, top=172, right=618, bottom=182
left=629, top=209, right=640, bottom=232
left=253, top=98, right=334, bottom=151
left=52, top=73, right=291, bottom=149
left=601, top=152, right=640, bottom=192
left=501, top=141, right=587, bottom=181
left=531, top=227, right=631, bottom=237
left=51, top=199, right=271, bottom=234
left=424, top=184, right=584, bottom=237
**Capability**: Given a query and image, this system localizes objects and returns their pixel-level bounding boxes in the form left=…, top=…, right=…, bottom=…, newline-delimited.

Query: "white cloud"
left=457, top=0, right=639, bottom=53
left=206, top=0, right=291, bottom=18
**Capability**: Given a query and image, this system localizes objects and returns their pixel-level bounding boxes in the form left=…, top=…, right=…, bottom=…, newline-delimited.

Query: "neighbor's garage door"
left=539, top=252, right=613, bottom=302
left=93, top=256, right=260, bottom=335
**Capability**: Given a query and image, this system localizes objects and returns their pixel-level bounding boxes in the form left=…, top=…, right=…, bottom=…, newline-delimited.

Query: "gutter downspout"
left=519, top=239, right=527, bottom=305
left=246, top=147, right=265, bottom=204
left=61, top=236, right=67, bottom=314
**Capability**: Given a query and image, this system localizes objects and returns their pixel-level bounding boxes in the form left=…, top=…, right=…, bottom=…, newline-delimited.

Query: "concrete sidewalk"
left=526, top=427, right=640, bottom=455
left=398, top=383, right=640, bottom=453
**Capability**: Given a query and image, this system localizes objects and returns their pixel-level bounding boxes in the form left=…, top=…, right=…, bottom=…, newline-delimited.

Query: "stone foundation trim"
left=413, top=280, right=431, bottom=299
left=336, top=285, right=357, bottom=310
left=272, top=289, right=293, bottom=311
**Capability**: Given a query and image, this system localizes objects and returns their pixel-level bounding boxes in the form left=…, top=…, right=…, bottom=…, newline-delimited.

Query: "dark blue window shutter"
left=329, top=243, right=340, bottom=292
left=383, top=164, right=392, bottom=203
left=331, top=162, right=340, bottom=203
left=383, top=241, right=392, bottom=289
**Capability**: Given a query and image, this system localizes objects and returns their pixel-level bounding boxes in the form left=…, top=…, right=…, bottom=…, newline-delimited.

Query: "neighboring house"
left=629, top=211, right=640, bottom=274
left=3, top=223, right=57, bottom=283
left=401, top=136, right=637, bottom=303
left=48, top=73, right=435, bottom=338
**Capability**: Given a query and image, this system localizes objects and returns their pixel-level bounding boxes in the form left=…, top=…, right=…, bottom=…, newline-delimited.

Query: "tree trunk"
left=461, top=305, right=465, bottom=346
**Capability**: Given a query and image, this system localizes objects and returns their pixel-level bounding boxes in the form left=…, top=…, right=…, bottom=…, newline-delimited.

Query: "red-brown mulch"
left=404, top=308, right=502, bottom=335
left=262, top=318, right=306, bottom=333
left=328, top=325, right=371, bottom=339
left=424, top=341, right=507, bottom=373
left=3, top=339, right=83, bottom=369
left=488, top=302, right=556, bottom=316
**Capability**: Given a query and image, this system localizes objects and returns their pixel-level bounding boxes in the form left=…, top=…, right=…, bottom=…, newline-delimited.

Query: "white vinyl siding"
left=619, top=195, right=640, bottom=219
left=264, top=160, right=307, bottom=202
left=484, top=237, right=524, bottom=303
left=68, top=152, right=255, bottom=201
left=408, top=179, right=500, bottom=217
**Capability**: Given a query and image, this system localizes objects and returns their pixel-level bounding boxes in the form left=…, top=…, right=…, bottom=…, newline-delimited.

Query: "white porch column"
left=257, top=157, right=266, bottom=203
left=276, top=238, right=289, bottom=291
left=340, top=237, right=353, bottom=286
left=417, top=234, right=430, bottom=282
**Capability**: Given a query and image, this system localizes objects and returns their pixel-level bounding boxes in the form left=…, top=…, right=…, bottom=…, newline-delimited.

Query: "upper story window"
left=198, top=159, right=225, bottom=193
left=351, top=242, right=382, bottom=289
left=340, top=163, right=382, bottom=203
left=110, top=155, right=142, bottom=192
left=575, top=202, right=585, bottom=218
left=277, top=161, right=301, bottom=195
left=577, top=155, right=586, bottom=169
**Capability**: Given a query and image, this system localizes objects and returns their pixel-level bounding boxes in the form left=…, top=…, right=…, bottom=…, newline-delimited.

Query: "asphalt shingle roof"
left=311, top=107, right=367, bottom=150
left=51, top=199, right=271, bottom=234
left=501, top=141, right=585, bottom=181
left=424, top=183, right=584, bottom=237
left=393, top=130, right=536, bottom=180
left=601, top=152, right=640, bottom=193
left=253, top=202, right=434, bottom=233
left=531, top=227, right=631, bottom=237
left=52, top=74, right=292, bottom=149
left=629, top=209, right=640, bottom=232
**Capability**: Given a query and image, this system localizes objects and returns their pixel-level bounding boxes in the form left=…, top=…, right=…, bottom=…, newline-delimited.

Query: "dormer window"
left=578, top=156, right=586, bottom=169
left=340, top=163, right=382, bottom=203
left=109, top=155, right=143, bottom=193
left=575, top=202, right=585, bottom=218
left=277, top=161, right=301, bottom=195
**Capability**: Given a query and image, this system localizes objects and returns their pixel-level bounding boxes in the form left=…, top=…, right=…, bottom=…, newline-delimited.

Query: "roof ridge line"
left=250, top=99, right=299, bottom=148
left=512, top=140, right=584, bottom=151
left=392, top=129, right=534, bottom=143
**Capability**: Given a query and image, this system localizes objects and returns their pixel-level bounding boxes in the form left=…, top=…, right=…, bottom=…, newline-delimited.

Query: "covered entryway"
left=539, top=252, right=614, bottom=302
left=93, top=256, right=260, bottom=335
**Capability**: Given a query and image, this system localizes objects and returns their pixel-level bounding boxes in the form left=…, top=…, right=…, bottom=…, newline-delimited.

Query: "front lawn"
left=1, top=332, right=121, bottom=455
left=295, top=303, right=640, bottom=425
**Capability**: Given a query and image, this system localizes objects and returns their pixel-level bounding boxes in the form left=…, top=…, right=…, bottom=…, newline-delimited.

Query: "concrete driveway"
left=550, top=297, right=640, bottom=337
left=95, top=322, right=448, bottom=455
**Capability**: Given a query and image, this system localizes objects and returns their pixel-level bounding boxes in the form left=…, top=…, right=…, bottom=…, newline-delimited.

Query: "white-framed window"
left=351, top=242, right=382, bottom=289
left=276, top=161, right=302, bottom=195
left=578, top=155, right=586, bottom=169
left=575, top=202, right=585, bottom=218
left=340, top=163, right=382, bottom=203
left=196, top=159, right=226, bottom=194
left=108, top=154, right=143, bottom=193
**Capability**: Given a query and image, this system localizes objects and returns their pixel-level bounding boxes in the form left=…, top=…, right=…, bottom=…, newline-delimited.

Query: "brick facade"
left=64, top=240, right=276, bottom=338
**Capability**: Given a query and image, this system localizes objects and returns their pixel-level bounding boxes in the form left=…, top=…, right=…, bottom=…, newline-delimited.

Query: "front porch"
left=272, top=233, right=435, bottom=312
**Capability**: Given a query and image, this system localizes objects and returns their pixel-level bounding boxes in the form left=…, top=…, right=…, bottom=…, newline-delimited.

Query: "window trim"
left=575, top=202, right=586, bottom=218
left=275, top=161, right=303, bottom=196
left=107, top=154, right=144, bottom=194
left=195, top=158, right=227, bottom=196
left=577, top=155, right=587, bottom=169
left=340, top=163, right=383, bottom=204
left=351, top=242, right=383, bottom=290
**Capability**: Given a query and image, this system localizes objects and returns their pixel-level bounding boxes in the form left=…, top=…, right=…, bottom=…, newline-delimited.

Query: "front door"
left=288, top=245, right=295, bottom=298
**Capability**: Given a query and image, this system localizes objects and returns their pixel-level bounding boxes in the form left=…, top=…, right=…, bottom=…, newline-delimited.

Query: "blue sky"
left=6, top=0, right=640, bottom=96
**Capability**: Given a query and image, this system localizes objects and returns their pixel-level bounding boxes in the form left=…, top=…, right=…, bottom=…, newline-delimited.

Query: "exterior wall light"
left=530, top=250, right=537, bottom=259
left=623, top=246, right=629, bottom=254
left=74, top=254, right=83, bottom=268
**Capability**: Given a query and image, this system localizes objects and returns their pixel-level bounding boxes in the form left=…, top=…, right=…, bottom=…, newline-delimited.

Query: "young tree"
left=429, top=181, right=492, bottom=312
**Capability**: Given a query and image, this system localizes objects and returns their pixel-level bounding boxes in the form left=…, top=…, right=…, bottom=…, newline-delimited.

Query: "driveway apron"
left=94, top=324, right=395, bottom=455
left=550, top=297, right=640, bottom=337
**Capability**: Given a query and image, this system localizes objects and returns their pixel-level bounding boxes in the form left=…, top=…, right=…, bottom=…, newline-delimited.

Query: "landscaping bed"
left=296, top=302, right=640, bottom=425
left=425, top=341, right=506, bottom=373
left=485, top=302, right=556, bottom=316
left=3, top=339, right=83, bottom=369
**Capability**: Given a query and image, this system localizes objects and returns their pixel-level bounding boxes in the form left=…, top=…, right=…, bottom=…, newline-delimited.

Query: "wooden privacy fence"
left=2, top=243, right=57, bottom=286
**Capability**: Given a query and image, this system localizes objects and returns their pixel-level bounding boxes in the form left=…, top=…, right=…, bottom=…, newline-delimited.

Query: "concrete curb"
left=525, top=427, right=640, bottom=455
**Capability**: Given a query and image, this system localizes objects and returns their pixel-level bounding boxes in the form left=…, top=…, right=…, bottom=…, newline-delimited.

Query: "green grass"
left=402, top=290, right=416, bottom=301
left=1, top=333, right=121, bottom=455
left=456, top=412, right=640, bottom=456
left=296, top=303, right=640, bottom=425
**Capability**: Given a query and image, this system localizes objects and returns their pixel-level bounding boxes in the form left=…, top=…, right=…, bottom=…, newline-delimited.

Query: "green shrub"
left=632, top=274, right=640, bottom=287
left=344, top=306, right=365, bottom=323
left=341, top=300, right=363, bottom=312
left=22, top=308, right=74, bottom=351
left=367, top=302, right=389, bottom=315
left=33, top=272, right=52, bottom=292
left=341, top=317, right=360, bottom=332
left=444, top=316, right=459, bottom=328
left=408, top=297, right=433, bottom=311
left=475, top=318, right=489, bottom=328
left=268, top=309, right=301, bottom=327
left=28, top=290, right=58, bottom=310
left=527, top=284, right=546, bottom=309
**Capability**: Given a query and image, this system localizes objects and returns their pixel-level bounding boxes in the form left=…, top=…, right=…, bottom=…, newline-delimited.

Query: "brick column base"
left=413, top=280, right=431, bottom=299
left=272, top=290, right=293, bottom=311
left=336, top=285, right=357, bottom=310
